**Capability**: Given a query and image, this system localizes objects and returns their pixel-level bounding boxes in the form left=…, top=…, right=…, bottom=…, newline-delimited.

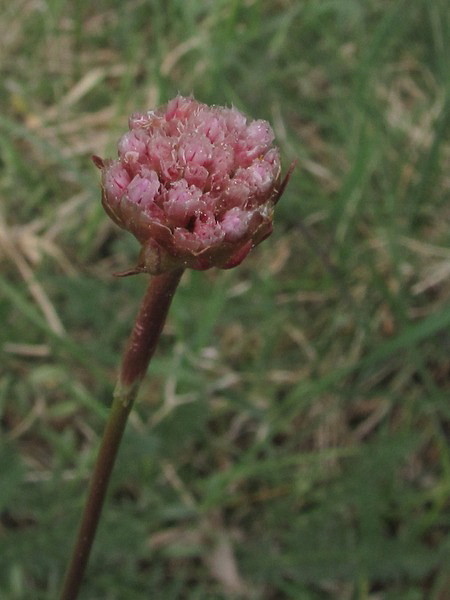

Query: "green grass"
left=1, top=0, right=450, bottom=598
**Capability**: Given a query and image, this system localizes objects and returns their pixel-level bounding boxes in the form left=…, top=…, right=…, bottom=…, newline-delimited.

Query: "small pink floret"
left=104, top=163, right=131, bottom=199
left=127, top=171, right=160, bottom=207
left=165, top=180, right=203, bottom=228
left=221, top=208, right=251, bottom=242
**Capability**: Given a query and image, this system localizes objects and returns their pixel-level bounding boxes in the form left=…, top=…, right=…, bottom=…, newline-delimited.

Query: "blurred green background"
left=1, top=0, right=450, bottom=598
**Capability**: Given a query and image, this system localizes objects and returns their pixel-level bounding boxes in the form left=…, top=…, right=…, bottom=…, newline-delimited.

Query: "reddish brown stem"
left=59, top=268, right=184, bottom=600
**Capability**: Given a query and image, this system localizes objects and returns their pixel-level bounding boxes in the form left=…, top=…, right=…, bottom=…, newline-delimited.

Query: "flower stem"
left=59, top=268, right=184, bottom=600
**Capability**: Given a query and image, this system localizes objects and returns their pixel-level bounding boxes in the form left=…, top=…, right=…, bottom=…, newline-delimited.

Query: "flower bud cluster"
left=96, top=95, right=287, bottom=274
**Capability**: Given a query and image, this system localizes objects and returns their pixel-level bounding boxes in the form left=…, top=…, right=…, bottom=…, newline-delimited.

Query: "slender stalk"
left=59, top=268, right=184, bottom=600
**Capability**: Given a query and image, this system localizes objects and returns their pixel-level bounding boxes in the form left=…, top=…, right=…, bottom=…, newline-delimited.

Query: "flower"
left=94, top=95, right=292, bottom=274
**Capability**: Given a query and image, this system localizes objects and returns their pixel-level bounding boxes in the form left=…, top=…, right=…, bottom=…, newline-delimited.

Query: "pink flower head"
left=94, top=95, right=292, bottom=274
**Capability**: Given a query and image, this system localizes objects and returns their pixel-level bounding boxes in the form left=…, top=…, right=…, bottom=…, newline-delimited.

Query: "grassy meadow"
left=1, top=0, right=450, bottom=598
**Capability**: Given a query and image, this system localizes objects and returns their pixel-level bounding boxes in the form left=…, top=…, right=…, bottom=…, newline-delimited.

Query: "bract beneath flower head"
left=95, top=95, right=291, bottom=275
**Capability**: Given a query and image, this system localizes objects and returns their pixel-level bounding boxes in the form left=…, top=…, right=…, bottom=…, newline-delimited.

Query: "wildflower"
left=94, top=95, right=290, bottom=274
left=61, top=99, right=292, bottom=599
